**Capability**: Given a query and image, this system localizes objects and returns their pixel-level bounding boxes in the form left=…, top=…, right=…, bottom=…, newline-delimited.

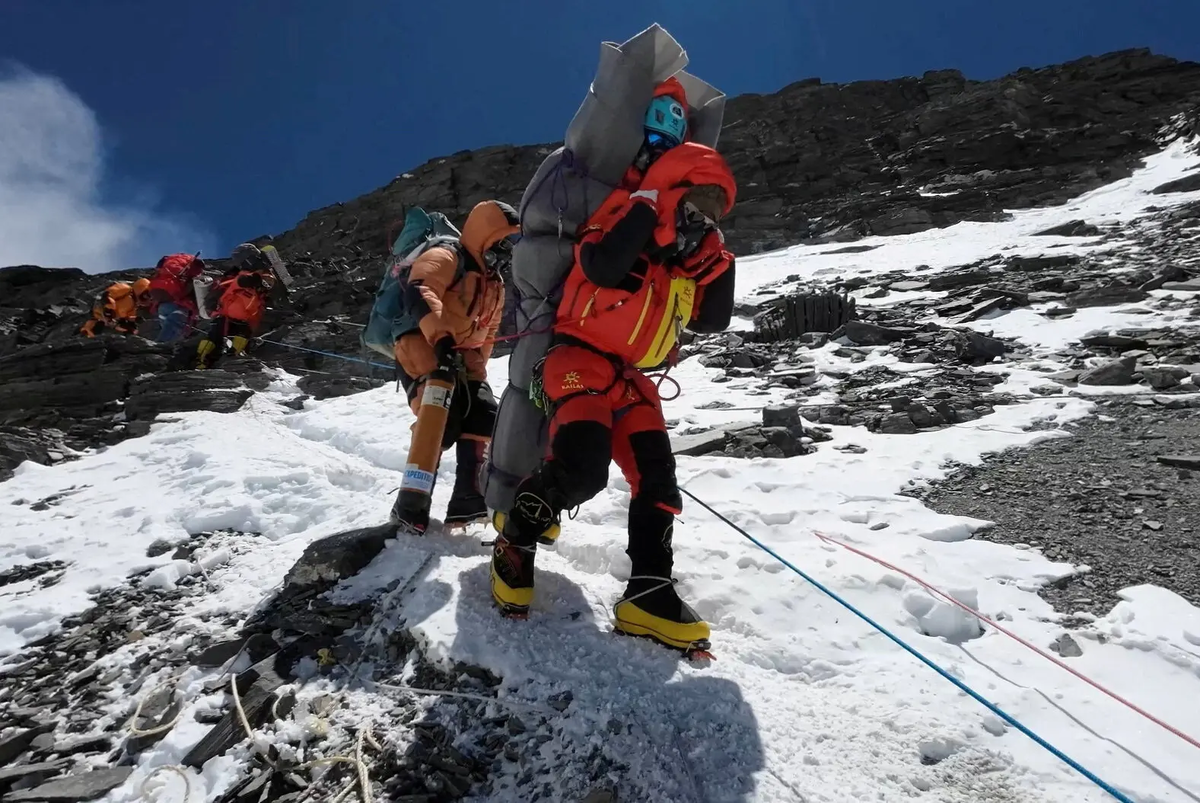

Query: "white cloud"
left=0, top=66, right=216, bottom=273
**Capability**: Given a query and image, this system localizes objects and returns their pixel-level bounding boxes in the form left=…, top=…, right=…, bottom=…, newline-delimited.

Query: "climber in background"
left=491, top=80, right=739, bottom=654
left=146, top=252, right=206, bottom=342
left=195, top=243, right=278, bottom=369
left=79, top=278, right=153, bottom=338
left=388, top=200, right=520, bottom=530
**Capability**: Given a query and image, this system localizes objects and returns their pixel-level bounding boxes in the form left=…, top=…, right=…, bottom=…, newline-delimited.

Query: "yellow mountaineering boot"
left=490, top=533, right=536, bottom=618
left=614, top=500, right=711, bottom=653
left=489, top=487, right=556, bottom=617
left=230, top=335, right=250, bottom=355
left=195, top=338, right=217, bottom=369
left=613, top=577, right=711, bottom=651
left=492, top=510, right=560, bottom=545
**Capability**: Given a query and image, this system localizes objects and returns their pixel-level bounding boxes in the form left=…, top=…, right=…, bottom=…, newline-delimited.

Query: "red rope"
left=812, top=529, right=1200, bottom=752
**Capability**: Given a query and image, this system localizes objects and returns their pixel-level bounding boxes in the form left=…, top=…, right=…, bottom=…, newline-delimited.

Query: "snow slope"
left=3, top=139, right=1200, bottom=802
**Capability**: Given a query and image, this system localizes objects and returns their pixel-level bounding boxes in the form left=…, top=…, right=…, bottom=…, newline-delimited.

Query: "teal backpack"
left=362, top=207, right=462, bottom=359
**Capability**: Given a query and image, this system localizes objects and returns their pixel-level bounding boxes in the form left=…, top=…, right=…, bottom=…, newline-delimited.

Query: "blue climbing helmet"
left=644, top=83, right=689, bottom=149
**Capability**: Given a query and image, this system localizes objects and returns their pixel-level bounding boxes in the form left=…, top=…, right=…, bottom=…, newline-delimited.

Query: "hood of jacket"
left=460, top=200, right=520, bottom=268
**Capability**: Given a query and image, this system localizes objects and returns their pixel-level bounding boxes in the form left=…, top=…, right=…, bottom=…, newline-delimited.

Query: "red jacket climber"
left=147, top=253, right=205, bottom=342
left=490, top=79, right=738, bottom=654
left=195, top=244, right=278, bottom=369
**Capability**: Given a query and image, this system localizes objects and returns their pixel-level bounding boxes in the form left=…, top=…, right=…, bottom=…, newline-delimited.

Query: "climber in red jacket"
left=195, top=244, right=277, bottom=369
left=147, top=253, right=205, bottom=342
left=490, top=80, right=738, bottom=654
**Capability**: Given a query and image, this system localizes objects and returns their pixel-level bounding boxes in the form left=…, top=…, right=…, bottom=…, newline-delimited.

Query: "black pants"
left=199, top=317, right=253, bottom=367
left=400, top=373, right=498, bottom=451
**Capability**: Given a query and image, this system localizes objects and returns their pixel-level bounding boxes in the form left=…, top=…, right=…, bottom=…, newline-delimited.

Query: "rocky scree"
left=0, top=525, right=649, bottom=802
left=918, top=398, right=1200, bottom=622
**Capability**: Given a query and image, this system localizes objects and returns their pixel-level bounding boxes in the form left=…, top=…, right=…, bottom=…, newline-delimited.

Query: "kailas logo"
left=561, top=371, right=584, bottom=391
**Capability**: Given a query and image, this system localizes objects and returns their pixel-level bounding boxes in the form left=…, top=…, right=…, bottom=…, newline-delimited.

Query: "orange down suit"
left=392, top=201, right=516, bottom=407
left=80, top=282, right=146, bottom=337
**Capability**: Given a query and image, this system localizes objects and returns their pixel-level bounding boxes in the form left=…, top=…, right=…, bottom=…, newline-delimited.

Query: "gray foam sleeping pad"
left=481, top=23, right=727, bottom=515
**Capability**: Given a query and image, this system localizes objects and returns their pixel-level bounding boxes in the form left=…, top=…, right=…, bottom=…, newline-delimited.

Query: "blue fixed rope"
left=679, top=487, right=1136, bottom=803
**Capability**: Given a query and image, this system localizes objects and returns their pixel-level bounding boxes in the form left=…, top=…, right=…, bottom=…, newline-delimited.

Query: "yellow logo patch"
left=561, top=371, right=584, bottom=391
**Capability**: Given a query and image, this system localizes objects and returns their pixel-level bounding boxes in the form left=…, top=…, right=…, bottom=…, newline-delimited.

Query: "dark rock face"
left=1079, top=355, right=1139, bottom=386
left=753, top=291, right=857, bottom=342
left=242, top=526, right=397, bottom=638
left=1033, top=220, right=1102, bottom=237
left=0, top=336, right=263, bottom=479
left=261, top=49, right=1200, bottom=261
left=3, top=768, right=133, bottom=802
left=1151, top=173, right=1200, bottom=195
left=124, top=371, right=254, bottom=420
left=670, top=403, right=833, bottom=459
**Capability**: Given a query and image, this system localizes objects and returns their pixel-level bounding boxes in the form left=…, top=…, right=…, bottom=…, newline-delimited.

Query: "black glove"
left=434, top=337, right=458, bottom=371
left=236, top=272, right=265, bottom=290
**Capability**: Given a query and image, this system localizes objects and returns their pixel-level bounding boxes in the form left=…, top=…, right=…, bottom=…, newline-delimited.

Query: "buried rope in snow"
left=811, top=529, right=1200, bottom=753
left=679, top=487, right=1138, bottom=803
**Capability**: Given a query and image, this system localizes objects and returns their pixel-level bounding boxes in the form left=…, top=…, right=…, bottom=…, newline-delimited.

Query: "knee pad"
left=544, top=420, right=612, bottom=507
left=461, top=380, right=498, bottom=439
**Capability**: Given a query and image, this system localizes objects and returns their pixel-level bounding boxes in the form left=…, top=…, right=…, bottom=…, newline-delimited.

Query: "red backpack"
left=148, top=253, right=203, bottom=309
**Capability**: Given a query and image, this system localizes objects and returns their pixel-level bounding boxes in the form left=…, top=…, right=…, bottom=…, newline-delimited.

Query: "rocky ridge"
left=272, top=49, right=1200, bottom=259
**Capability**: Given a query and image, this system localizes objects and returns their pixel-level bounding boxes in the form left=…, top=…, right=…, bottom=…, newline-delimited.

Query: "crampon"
left=443, top=517, right=488, bottom=533
left=614, top=629, right=715, bottom=663
left=392, top=520, right=429, bottom=537
left=496, top=603, right=530, bottom=621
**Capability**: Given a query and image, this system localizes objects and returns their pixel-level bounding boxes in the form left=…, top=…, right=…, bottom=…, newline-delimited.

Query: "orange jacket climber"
left=392, top=200, right=518, bottom=388
left=80, top=279, right=152, bottom=338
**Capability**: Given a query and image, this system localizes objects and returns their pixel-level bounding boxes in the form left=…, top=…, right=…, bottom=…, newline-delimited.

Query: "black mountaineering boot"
left=445, top=439, right=489, bottom=528
left=614, top=499, right=711, bottom=651
left=390, top=465, right=436, bottom=535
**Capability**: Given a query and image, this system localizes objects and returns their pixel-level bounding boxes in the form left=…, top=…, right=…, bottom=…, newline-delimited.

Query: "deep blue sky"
left=2, top=0, right=1199, bottom=263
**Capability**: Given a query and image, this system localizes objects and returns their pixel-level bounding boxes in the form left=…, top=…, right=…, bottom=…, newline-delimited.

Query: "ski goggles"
left=485, top=233, right=521, bottom=269
left=645, top=131, right=681, bottom=149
